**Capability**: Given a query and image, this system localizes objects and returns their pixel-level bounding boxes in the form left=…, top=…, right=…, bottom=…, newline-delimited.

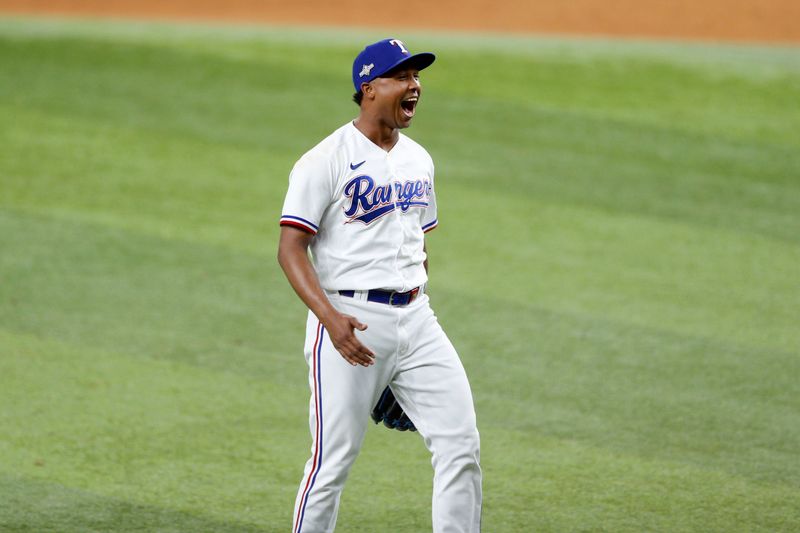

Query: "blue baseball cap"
left=352, top=38, right=435, bottom=93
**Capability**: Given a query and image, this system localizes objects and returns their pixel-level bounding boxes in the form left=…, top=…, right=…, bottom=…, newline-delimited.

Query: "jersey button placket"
left=387, top=153, right=407, bottom=290
left=394, top=157, right=419, bottom=293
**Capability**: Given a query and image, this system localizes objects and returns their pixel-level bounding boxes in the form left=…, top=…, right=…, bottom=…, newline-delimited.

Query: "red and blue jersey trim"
left=280, top=215, right=319, bottom=235
left=422, top=218, right=438, bottom=233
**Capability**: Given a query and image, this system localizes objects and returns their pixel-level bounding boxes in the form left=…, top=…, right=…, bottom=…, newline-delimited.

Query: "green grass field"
left=1, top=16, right=799, bottom=532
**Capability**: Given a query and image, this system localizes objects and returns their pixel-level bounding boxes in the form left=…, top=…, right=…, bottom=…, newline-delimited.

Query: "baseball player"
left=278, top=38, right=482, bottom=533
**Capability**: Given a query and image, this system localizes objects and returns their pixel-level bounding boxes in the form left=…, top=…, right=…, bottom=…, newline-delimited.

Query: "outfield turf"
left=1, top=17, right=799, bottom=532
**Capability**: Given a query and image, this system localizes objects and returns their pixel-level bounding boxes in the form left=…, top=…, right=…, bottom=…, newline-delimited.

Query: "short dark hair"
left=353, top=91, right=363, bottom=106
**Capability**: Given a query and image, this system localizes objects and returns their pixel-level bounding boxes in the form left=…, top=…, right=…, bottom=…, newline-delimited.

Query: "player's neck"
left=353, top=116, right=399, bottom=152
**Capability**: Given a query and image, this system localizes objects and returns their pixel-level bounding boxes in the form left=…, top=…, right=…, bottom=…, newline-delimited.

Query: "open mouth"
left=400, top=98, right=417, bottom=118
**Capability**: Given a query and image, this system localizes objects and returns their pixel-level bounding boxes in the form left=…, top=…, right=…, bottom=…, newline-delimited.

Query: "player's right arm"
left=277, top=226, right=375, bottom=367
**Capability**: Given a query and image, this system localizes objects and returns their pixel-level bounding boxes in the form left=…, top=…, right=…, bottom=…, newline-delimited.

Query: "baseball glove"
left=370, top=386, right=417, bottom=432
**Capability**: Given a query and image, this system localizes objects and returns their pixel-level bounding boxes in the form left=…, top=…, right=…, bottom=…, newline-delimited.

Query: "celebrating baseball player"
left=278, top=38, right=482, bottom=533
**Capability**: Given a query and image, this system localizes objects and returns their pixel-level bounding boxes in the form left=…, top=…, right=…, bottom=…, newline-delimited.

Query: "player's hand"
left=323, top=312, right=375, bottom=367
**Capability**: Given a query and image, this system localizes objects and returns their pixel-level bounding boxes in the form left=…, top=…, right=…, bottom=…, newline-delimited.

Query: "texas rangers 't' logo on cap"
left=351, top=38, right=436, bottom=92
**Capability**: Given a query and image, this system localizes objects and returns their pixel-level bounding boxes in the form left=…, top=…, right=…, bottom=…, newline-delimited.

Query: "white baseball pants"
left=291, top=292, right=482, bottom=533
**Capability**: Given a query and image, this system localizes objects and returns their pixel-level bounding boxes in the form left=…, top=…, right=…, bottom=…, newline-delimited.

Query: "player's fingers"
left=345, top=339, right=375, bottom=366
left=332, top=338, right=371, bottom=367
left=342, top=350, right=370, bottom=367
left=357, top=339, right=375, bottom=357
left=343, top=314, right=368, bottom=331
left=339, top=324, right=374, bottom=357
left=349, top=348, right=374, bottom=367
left=342, top=353, right=360, bottom=366
left=351, top=342, right=375, bottom=364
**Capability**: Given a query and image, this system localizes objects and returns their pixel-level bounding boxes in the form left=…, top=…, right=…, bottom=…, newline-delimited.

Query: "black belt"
left=339, top=287, right=421, bottom=306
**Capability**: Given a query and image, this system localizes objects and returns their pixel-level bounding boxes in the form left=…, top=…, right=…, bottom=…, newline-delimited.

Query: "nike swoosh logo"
left=350, top=160, right=366, bottom=170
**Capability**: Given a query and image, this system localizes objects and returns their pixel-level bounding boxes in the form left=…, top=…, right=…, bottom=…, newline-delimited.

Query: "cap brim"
left=380, top=52, right=436, bottom=77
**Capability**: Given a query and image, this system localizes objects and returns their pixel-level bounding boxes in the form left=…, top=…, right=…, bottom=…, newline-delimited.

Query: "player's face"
left=370, top=67, right=422, bottom=129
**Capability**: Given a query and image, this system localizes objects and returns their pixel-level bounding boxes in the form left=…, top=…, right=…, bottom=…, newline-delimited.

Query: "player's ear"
left=361, top=81, right=375, bottom=100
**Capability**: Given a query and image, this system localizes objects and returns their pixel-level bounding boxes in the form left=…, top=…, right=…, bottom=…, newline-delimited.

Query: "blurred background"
left=1, top=0, right=800, bottom=42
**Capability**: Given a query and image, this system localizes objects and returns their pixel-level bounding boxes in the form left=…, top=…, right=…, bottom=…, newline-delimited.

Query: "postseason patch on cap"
left=352, top=38, right=435, bottom=92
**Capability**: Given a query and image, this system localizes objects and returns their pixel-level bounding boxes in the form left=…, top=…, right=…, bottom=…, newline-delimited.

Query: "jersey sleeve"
left=280, top=153, right=335, bottom=235
left=421, top=158, right=438, bottom=233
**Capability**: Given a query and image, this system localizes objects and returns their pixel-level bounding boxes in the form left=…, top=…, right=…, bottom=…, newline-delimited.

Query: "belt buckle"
left=389, top=287, right=419, bottom=306
left=388, top=290, right=403, bottom=306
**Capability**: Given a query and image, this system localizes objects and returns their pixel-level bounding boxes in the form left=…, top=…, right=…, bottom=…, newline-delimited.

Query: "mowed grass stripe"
left=2, top=205, right=798, bottom=529
left=474, top=429, right=800, bottom=532
left=0, top=474, right=269, bottom=533
left=1, top=17, right=799, bottom=532
left=2, top=28, right=798, bottom=247
left=3, top=183, right=797, bottom=374
left=0, top=106, right=284, bottom=252
left=425, top=98, right=800, bottom=244
left=0, top=208, right=300, bottom=380
left=0, top=329, right=305, bottom=531
left=2, top=18, right=798, bottom=144
left=3, top=202, right=798, bottom=462
left=431, top=188, right=799, bottom=353
left=3, top=330, right=797, bottom=532
left=436, top=286, right=800, bottom=482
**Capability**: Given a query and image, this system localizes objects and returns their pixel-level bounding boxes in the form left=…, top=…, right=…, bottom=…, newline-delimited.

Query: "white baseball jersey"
left=280, top=121, right=438, bottom=292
